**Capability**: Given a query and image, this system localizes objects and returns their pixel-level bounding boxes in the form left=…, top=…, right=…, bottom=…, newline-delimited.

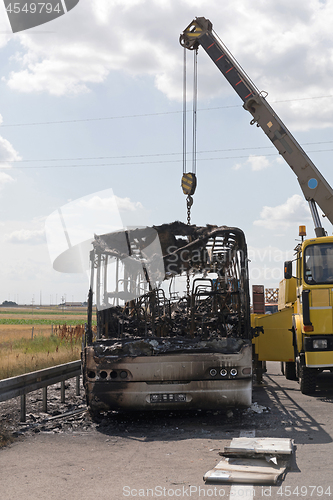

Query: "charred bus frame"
left=82, top=222, right=253, bottom=413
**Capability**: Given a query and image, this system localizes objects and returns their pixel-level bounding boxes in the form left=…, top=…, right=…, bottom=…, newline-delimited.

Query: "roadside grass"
left=0, top=307, right=97, bottom=379
left=0, top=325, right=53, bottom=342
left=0, top=324, right=94, bottom=380
left=0, top=308, right=94, bottom=445
left=0, top=330, right=82, bottom=380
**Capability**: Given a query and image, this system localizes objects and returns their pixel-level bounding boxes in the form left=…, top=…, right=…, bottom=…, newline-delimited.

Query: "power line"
left=0, top=110, right=182, bottom=128
left=0, top=140, right=333, bottom=166
left=0, top=146, right=274, bottom=164
left=3, top=148, right=333, bottom=170
left=0, top=94, right=333, bottom=128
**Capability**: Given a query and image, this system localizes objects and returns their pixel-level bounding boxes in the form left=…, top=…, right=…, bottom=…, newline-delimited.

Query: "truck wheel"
left=299, top=366, right=317, bottom=394
left=285, top=361, right=298, bottom=381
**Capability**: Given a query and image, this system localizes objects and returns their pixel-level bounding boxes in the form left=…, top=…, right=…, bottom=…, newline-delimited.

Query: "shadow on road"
left=93, top=407, right=252, bottom=442
left=92, top=365, right=332, bottom=446
left=256, top=368, right=333, bottom=446
left=316, top=371, right=333, bottom=401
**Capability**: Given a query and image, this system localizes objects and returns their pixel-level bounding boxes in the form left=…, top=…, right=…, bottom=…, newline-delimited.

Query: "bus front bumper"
left=86, top=378, right=252, bottom=412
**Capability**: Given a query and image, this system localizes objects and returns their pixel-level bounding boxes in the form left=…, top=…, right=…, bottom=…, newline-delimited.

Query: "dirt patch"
left=0, top=422, right=14, bottom=448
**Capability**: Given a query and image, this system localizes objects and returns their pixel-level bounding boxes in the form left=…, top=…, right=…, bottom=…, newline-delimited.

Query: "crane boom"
left=180, top=17, right=333, bottom=236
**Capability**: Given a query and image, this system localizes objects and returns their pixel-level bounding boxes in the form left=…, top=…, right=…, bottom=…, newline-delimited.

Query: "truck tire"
left=285, top=361, right=298, bottom=381
left=299, top=366, right=317, bottom=394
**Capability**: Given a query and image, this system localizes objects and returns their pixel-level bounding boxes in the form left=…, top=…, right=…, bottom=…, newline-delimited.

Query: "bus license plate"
left=150, top=393, right=186, bottom=403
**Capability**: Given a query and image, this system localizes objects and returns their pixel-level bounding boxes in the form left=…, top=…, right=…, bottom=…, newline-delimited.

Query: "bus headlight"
left=230, top=368, right=238, bottom=376
left=209, top=368, right=217, bottom=377
left=220, top=369, right=228, bottom=377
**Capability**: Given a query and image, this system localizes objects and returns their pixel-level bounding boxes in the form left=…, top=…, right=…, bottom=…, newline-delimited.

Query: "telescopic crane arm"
left=180, top=17, right=333, bottom=236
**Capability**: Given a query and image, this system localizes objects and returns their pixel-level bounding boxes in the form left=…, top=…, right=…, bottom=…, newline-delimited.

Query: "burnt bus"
left=82, top=221, right=252, bottom=414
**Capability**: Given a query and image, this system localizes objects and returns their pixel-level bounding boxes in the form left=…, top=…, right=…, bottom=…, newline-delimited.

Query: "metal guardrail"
left=0, top=360, right=82, bottom=421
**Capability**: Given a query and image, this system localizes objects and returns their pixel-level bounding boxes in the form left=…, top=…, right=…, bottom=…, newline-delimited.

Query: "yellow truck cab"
left=252, top=230, right=333, bottom=394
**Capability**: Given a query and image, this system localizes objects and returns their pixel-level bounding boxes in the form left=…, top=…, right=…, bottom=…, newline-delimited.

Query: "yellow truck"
left=252, top=230, right=333, bottom=394
left=181, top=18, right=333, bottom=393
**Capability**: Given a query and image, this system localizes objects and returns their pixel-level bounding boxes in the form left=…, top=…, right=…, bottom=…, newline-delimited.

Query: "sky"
left=1, top=0, right=333, bottom=305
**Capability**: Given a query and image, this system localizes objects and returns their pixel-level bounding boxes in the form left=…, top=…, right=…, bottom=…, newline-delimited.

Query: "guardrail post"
left=20, top=394, right=26, bottom=422
left=61, top=381, right=65, bottom=403
left=76, top=375, right=80, bottom=396
left=42, top=386, right=47, bottom=413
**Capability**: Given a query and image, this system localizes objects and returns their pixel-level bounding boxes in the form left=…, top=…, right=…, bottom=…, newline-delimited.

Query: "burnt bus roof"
left=92, top=221, right=248, bottom=279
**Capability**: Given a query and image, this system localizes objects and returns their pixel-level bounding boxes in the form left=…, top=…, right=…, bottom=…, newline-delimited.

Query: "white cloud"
left=254, top=194, right=311, bottom=230
left=45, top=189, right=149, bottom=271
left=4, top=258, right=46, bottom=282
left=232, top=155, right=271, bottom=171
left=0, top=121, right=21, bottom=186
left=114, top=196, right=143, bottom=212
left=5, top=228, right=46, bottom=245
left=247, top=156, right=270, bottom=171
left=78, top=194, right=143, bottom=212
left=1, top=0, right=333, bottom=129
left=77, top=194, right=120, bottom=212
left=0, top=6, right=12, bottom=49
left=0, top=135, right=21, bottom=158
left=247, top=245, right=294, bottom=287
left=248, top=244, right=293, bottom=265
left=0, top=171, right=14, bottom=188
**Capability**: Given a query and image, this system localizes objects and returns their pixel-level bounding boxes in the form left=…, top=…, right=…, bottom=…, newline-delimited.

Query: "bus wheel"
left=255, top=360, right=266, bottom=384
left=299, top=366, right=317, bottom=394
left=88, top=405, right=101, bottom=421
left=285, top=361, right=298, bottom=381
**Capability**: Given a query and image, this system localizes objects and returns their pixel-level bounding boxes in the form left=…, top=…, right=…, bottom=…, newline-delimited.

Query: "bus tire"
left=88, top=406, right=101, bottom=421
left=285, top=361, right=298, bottom=381
left=299, top=366, right=317, bottom=394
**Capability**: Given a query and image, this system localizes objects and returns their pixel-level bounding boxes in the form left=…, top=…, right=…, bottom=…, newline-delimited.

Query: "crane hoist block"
left=181, top=172, right=197, bottom=195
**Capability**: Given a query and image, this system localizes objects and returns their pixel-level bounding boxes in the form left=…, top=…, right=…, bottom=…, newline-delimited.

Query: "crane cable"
left=192, top=47, right=198, bottom=177
left=187, top=47, right=198, bottom=228
left=182, top=47, right=198, bottom=300
left=183, top=46, right=187, bottom=176
left=181, top=46, right=198, bottom=226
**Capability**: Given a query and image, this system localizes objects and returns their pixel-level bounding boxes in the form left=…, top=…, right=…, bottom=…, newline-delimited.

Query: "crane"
left=180, top=17, right=333, bottom=237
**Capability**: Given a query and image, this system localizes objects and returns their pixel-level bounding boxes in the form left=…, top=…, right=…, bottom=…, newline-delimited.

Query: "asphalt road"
left=0, top=361, right=332, bottom=500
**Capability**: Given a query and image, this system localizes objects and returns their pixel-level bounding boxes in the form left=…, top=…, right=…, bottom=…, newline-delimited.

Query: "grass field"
left=0, top=306, right=95, bottom=380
